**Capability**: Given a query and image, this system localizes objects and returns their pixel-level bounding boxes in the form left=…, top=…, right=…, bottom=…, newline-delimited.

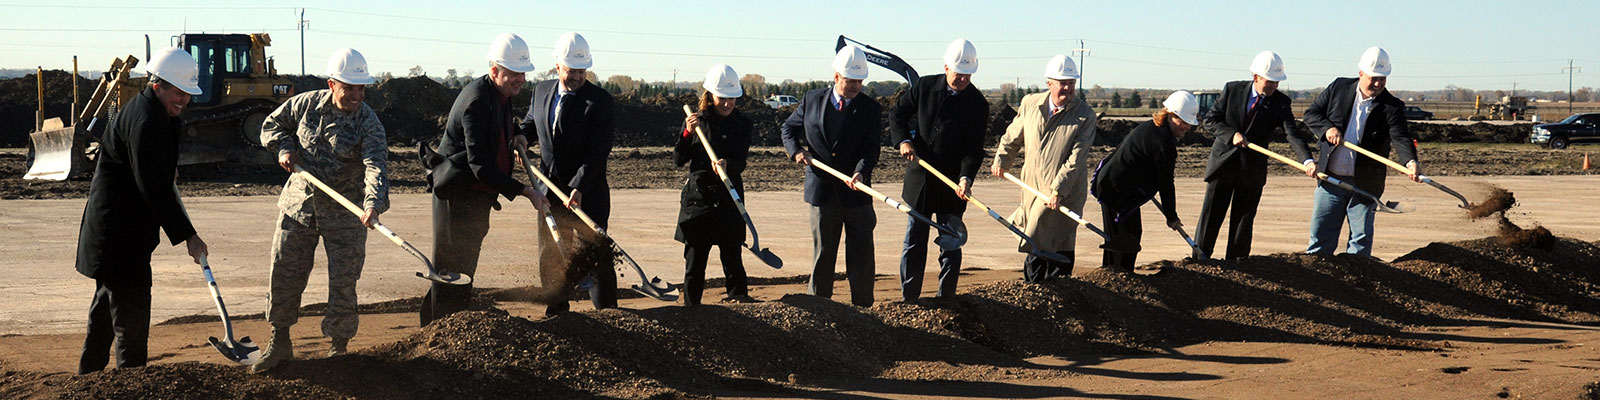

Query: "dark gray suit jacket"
left=781, top=87, right=883, bottom=207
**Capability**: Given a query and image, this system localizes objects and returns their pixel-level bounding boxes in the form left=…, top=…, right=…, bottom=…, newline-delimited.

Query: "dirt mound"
left=365, top=77, right=452, bottom=146
left=0, top=70, right=96, bottom=148
left=8, top=231, right=1600, bottom=398
left=1461, top=186, right=1556, bottom=250
left=1091, top=118, right=1214, bottom=147
left=1392, top=237, right=1600, bottom=324
left=1412, top=122, right=1532, bottom=143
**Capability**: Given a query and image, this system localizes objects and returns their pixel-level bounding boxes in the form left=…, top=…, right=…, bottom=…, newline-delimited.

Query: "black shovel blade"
left=748, top=247, right=784, bottom=269
left=208, top=336, right=261, bottom=366
left=1378, top=201, right=1415, bottom=214
left=416, top=270, right=473, bottom=286
left=930, top=217, right=968, bottom=251
left=631, top=282, right=680, bottom=302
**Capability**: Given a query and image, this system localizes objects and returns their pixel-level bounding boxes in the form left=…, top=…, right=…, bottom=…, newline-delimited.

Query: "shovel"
left=198, top=255, right=261, bottom=365
left=682, top=105, right=783, bottom=269
left=292, top=166, right=470, bottom=285
left=1342, top=140, right=1473, bottom=209
left=806, top=153, right=966, bottom=250
left=915, top=157, right=1069, bottom=263
left=1149, top=197, right=1207, bottom=259
left=1244, top=143, right=1413, bottom=214
left=999, top=172, right=1109, bottom=240
left=519, top=150, right=679, bottom=302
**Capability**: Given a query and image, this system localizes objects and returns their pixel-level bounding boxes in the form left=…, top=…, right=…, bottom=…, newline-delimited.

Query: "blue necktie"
left=549, top=93, right=570, bottom=128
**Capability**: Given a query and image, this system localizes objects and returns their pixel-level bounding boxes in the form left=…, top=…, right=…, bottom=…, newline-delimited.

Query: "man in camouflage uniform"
left=250, top=48, right=388, bottom=373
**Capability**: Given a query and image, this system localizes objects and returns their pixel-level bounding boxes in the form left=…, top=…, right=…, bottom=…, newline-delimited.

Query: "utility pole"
left=1563, top=60, right=1581, bottom=114
left=1511, top=82, right=1517, bottom=97
left=298, top=8, right=309, bottom=75
left=1072, top=39, right=1091, bottom=88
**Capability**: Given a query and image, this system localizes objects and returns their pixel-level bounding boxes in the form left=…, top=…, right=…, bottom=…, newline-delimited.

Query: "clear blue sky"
left=3, top=0, right=1594, bottom=93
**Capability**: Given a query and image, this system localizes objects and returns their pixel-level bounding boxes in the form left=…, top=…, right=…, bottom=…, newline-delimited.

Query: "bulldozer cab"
left=180, top=33, right=291, bottom=108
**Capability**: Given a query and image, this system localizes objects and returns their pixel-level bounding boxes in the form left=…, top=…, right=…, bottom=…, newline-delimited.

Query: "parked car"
left=763, top=95, right=799, bottom=109
left=1529, top=112, right=1600, bottom=149
left=1403, top=106, right=1434, bottom=120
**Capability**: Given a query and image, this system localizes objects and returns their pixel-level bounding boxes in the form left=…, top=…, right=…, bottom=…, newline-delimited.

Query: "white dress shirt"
left=1328, top=91, right=1375, bottom=176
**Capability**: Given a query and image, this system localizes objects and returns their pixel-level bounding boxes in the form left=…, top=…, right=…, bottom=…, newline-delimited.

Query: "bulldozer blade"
left=24, top=124, right=80, bottom=181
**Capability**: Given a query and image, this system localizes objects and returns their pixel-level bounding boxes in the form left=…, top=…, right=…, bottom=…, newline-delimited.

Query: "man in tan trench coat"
left=991, top=54, right=1097, bottom=282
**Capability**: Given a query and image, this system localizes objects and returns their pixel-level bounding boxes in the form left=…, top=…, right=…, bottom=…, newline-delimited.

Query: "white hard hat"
left=486, top=33, right=536, bottom=73
left=1044, top=54, right=1080, bottom=80
left=325, top=48, right=375, bottom=85
left=1249, top=50, right=1287, bottom=82
left=1163, top=91, right=1200, bottom=125
left=702, top=63, right=743, bottom=98
left=833, top=45, right=869, bottom=80
left=943, top=39, right=978, bottom=75
left=146, top=47, right=202, bottom=95
left=1357, top=46, right=1391, bottom=77
left=552, top=32, right=593, bottom=69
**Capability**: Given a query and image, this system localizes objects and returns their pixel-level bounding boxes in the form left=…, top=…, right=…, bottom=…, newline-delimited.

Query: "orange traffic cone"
left=1585, top=152, right=1591, bottom=170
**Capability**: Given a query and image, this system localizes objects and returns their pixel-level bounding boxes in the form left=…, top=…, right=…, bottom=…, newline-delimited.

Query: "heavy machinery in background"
left=1475, top=95, right=1537, bottom=121
left=24, top=33, right=295, bottom=180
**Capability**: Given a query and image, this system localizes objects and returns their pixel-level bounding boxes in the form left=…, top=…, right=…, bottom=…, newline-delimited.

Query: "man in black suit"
left=1194, top=51, right=1316, bottom=261
left=423, top=33, right=549, bottom=326
left=1302, top=46, right=1419, bottom=257
left=75, top=47, right=209, bottom=374
left=780, top=46, right=883, bottom=307
left=889, top=39, right=988, bottom=301
left=520, top=31, right=617, bottom=315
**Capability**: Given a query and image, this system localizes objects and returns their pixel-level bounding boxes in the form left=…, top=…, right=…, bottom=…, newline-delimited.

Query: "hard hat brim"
left=709, top=88, right=743, bottom=98
left=499, top=60, right=537, bottom=73
left=332, top=74, right=376, bottom=86
left=1261, top=71, right=1288, bottom=82
left=949, top=64, right=978, bottom=75
left=558, top=59, right=593, bottom=70
left=169, top=79, right=203, bottom=96
left=1045, top=73, right=1080, bottom=80
left=1361, top=68, right=1390, bottom=77
left=1177, top=112, right=1199, bottom=126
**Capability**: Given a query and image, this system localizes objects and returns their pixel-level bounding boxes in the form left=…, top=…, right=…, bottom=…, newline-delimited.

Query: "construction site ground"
left=2, top=145, right=1599, bottom=399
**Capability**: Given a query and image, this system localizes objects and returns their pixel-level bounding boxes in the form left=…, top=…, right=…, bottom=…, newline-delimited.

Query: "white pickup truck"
left=763, top=94, right=799, bottom=109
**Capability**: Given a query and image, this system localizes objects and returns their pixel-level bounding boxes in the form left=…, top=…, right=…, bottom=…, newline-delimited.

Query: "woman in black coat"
left=676, top=66, right=755, bottom=306
left=1092, top=91, right=1199, bottom=272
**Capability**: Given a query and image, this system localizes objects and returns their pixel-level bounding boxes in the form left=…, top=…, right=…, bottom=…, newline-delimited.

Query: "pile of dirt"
left=0, top=70, right=95, bottom=147
left=7, top=229, right=1600, bottom=398
left=1412, top=122, right=1533, bottom=143
left=364, top=77, right=453, bottom=146
left=1463, top=187, right=1556, bottom=250
left=1089, top=117, right=1215, bottom=147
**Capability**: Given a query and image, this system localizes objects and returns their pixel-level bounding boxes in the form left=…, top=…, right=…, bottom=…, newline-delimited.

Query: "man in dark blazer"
left=520, top=31, right=617, bottom=315
left=1195, top=51, right=1316, bottom=261
left=75, top=47, right=209, bottom=374
left=781, top=46, right=883, bottom=307
left=889, top=39, right=988, bottom=302
left=424, top=33, right=548, bottom=326
left=1302, top=46, right=1419, bottom=257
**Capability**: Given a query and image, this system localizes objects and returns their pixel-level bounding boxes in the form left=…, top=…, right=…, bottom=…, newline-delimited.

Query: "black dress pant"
left=1101, top=203, right=1143, bottom=271
left=1023, top=251, right=1075, bottom=283
left=682, top=240, right=747, bottom=306
left=1194, top=177, right=1264, bottom=260
left=79, top=278, right=151, bottom=374
left=421, top=190, right=495, bottom=326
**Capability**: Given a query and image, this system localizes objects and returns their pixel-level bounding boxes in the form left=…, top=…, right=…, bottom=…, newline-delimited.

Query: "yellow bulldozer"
left=24, top=33, right=296, bottom=180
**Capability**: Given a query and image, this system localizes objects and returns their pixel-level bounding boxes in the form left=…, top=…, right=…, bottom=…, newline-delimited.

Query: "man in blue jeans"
left=1301, top=46, right=1420, bottom=256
